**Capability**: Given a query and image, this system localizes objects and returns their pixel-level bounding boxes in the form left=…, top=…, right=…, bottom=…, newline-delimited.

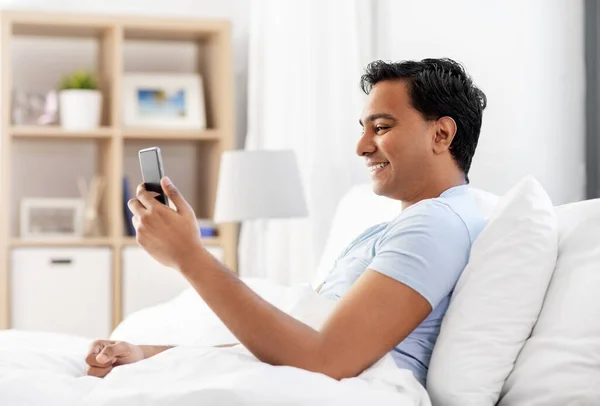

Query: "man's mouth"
left=368, top=162, right=389, bottom=172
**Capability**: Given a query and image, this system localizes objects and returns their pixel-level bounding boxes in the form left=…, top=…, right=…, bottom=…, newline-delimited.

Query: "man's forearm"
left=178, top=251, right=327, bottom=374
left=138, top=343, right=239, bottom=360
left=140, top=345, right=173, bottom=359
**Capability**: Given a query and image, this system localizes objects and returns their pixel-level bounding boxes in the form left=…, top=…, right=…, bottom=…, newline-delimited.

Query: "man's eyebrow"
left=359, top=113, right=398, bottom=126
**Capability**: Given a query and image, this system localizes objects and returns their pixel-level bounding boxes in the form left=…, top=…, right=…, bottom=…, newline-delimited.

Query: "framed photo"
left=122, top=73, right=206, bottom=129
left=20, top=198, right=85, bottom=240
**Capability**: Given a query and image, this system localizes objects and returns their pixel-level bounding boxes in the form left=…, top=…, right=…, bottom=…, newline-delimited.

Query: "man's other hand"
left=85, top=339, right=144, bottom=378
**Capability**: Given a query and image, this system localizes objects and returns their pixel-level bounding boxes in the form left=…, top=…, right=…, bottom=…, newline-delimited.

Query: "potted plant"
left=59, top=71, right=102, bottom=130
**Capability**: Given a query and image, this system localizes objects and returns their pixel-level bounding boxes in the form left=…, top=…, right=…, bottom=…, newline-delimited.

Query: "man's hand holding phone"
left=132, top=147, right=208, bottom=269
left=128, top=176, right=207, bottom=270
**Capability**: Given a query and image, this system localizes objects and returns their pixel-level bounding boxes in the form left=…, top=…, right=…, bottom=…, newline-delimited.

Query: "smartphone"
left=138, top=146, right=168, bottom=205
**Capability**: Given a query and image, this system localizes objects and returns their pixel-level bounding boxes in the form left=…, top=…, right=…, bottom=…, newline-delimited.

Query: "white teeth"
left=369, top=162, right=388, bottom=172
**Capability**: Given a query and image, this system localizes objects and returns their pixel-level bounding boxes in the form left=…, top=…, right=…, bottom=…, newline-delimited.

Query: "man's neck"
left=401, top=173, right=466, bottom=210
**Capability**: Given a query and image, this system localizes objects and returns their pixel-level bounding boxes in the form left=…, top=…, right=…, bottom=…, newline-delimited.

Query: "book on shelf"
left=123, top=176, right=136, bottom=236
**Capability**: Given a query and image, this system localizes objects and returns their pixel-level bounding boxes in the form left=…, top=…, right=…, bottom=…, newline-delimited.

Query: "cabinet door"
left=11, top=247, right=112, bottom=338
left=122, top=246, right=224, bottom=317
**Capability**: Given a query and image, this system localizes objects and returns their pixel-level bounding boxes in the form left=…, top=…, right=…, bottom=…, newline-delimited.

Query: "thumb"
left=161, top=177, right=193, bottom=215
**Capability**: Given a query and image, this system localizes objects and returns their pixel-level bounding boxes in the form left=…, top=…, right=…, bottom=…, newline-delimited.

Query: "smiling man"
left=85, top=58, right=487, bottom=387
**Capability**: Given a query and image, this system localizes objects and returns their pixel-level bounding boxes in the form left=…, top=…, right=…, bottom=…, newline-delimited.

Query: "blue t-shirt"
left=319, top=185, right=485, bottom=385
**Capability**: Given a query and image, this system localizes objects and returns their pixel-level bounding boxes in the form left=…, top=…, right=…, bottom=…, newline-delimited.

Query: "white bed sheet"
left=0, top=280, right=431, bottom=406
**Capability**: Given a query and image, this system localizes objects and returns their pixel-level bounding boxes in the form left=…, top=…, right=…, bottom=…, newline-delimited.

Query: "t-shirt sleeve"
left=367, top=201, right=471, bottom=309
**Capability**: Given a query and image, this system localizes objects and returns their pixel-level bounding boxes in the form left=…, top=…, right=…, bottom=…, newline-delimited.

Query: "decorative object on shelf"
left=123, top=176, right=136, bottom=237
left=197, top=218, right=218, bottom=237
left=20, top=198, right=85, bottom=240
left=214, top=150, right=308, bottom=222
left=11, top=89, right=58, bottom=125
left=122, top=73, right=206, bottom=129
left=59, top=70, right=102, bottom=131
left=78, top=175, right=106, bottom=238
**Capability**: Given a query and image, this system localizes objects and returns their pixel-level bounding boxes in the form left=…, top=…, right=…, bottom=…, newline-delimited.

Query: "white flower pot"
left=59, top=89, right=102, bottom=130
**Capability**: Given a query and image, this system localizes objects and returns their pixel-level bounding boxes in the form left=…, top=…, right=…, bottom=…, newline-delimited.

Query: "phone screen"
left=140, top=149, right=162, bottom=183
left=139, top=147, right=167, bottom=205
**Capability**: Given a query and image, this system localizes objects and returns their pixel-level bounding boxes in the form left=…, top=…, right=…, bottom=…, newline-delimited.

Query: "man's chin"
left=371, top=181, right=387, bottom=197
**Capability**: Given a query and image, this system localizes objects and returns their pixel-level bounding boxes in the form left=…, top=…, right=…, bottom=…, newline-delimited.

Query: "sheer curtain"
left=239, top=0, right=373, bottom=285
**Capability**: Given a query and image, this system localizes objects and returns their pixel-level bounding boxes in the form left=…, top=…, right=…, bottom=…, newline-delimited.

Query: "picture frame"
left=20, top=198, right=85, bottom=240
left=122, top=73, right=206, bottom=129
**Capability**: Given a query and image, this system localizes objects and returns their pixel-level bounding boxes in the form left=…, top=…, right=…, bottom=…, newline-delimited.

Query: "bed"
left=0, top=183, right=439, bottom=405
left=0, top=279, right=430, bottom=406
left=2, top=181, right=598, bottom=406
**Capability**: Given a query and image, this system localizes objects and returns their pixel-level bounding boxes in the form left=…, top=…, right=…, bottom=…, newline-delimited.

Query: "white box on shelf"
left=20, top=198, right=85, bottom=240
left=122, top=246, right=223, bottom=317
left=11, top=247, right=111, bottom=338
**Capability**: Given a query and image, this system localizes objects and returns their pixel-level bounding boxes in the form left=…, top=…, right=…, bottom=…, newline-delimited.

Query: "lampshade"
left=214, top=150, right=309, bottom=222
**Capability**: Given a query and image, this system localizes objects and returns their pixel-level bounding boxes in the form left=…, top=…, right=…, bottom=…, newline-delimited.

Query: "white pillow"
left=110, top=277, right=292, bottom=346
left=427, top=176, right=558, bottom=406
left=498, top=198, right=600, bottom=406
left=469, top=187, right=500, bottom=219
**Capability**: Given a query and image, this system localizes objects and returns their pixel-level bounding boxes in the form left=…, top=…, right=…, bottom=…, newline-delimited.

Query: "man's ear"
left=432, top=116, right=457, bottom=155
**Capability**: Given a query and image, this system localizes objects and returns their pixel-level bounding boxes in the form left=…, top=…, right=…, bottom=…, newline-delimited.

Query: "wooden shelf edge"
left=11, top=125, right=114, bottom=139
left=122, top=128, right=219, bottom=141
left=120, top=236, right=220, bottom=247
left=3, top=11, right=230, bottom=38
left=10, top=238, right=114, bottom=247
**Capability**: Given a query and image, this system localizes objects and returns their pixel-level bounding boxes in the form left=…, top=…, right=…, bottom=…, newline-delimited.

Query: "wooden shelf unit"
left=0, top=11, right=238, bottom=330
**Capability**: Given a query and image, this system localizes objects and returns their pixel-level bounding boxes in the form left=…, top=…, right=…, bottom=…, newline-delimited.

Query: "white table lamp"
left=214, top=150, right=308, bottom=223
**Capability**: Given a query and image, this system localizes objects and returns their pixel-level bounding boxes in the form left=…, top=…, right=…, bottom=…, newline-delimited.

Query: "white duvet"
left=0, top=279, right=431, bottom=406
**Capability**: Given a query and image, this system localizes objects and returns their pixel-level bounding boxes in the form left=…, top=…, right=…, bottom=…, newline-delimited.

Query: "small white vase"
left=59, top=89, right=102, bottom=130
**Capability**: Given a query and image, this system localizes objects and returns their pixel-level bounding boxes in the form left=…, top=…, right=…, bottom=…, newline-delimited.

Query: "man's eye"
left=375, top=126, right=389, bottom=133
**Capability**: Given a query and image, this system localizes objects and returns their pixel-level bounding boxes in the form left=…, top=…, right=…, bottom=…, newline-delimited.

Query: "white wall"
left=376, top=0, right=585, bottom=204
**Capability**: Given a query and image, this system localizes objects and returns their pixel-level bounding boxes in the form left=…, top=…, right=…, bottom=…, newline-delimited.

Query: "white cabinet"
left=11, top=247, right=112, bottom=338
left=122, top=246, right=223, bottom=317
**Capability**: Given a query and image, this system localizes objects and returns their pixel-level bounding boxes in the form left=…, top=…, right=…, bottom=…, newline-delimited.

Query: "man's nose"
left=356, top=131, right=376, bottom=157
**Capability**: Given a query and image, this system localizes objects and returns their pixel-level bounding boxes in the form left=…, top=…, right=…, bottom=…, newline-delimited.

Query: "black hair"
left=360, top=58, right=487, bottom=182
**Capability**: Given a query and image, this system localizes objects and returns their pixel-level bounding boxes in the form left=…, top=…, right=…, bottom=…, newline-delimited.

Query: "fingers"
left=85, top=340, right=133, bottom=378
left=136, top=184, right=161, bottom=210
left=87, top=364, right=113, bottom=378
left=161, top=177, right=193, bottom=216
left=96, top=341, right=132, bottom=365
left=86, top=339, right=115, bottom=367
left=127, top=198, right=145, bottom=216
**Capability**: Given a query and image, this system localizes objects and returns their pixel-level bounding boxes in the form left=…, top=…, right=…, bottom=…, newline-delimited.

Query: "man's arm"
left=130, top=178, right=432, bottom=380
left=138, top=343, right=238, bottom=358
left=138, top=344, right=238, bottom=357
left=179, top=250, right=431, bottom=379
left=140, top=345, right=174, bottom=358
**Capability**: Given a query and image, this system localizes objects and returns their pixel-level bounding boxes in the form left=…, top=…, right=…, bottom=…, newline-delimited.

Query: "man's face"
left=357, top=80, right=436, bottom=200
